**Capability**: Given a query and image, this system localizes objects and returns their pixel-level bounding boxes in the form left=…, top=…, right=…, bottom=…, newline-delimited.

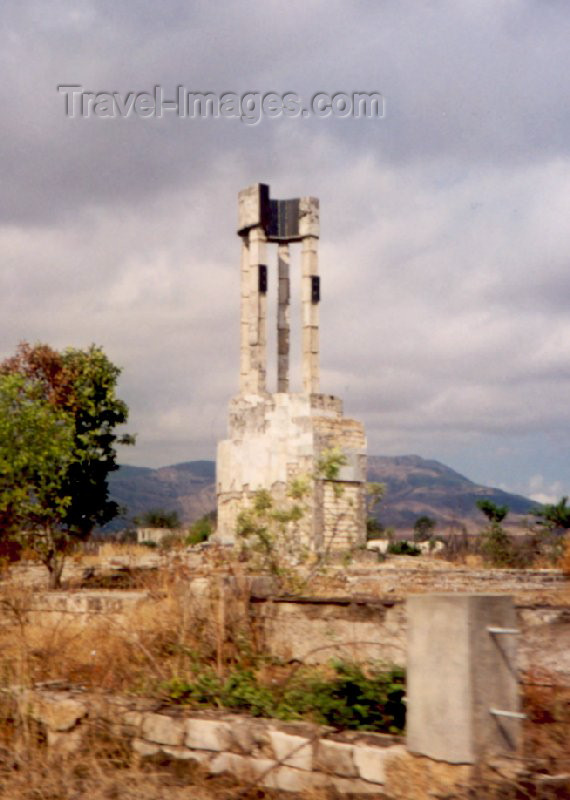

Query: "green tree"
left=476, top=499, right=509, bottom=523
left=186, top=513, right=214, bottom=545
left=365, top=481, right=386, bottom=539
left=413, top=515, right=436, bottom=542
left=0, top=373, right=77, bottom=585
left=236, top=484, right=309, bottom=588
left=476, top=499, right=513, bottom=567
left=531, top=496, right=570, bottom=534
left=135, top=509, right=181, bottom=529
left=57, top=346, right=134, bottom=534
left=0, top=343, right=133, bottom=586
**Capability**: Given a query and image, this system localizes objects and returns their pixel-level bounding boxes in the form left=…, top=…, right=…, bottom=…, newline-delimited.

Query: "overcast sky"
left=2, top=0, right=569, bottom=503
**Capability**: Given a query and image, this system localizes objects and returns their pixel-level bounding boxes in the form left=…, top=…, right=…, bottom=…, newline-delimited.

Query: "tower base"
left=216, top=392, right=367, bottom=551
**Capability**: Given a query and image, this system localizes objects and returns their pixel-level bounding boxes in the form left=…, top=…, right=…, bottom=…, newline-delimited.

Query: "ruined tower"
left=216, top=184, right=367, bottom=551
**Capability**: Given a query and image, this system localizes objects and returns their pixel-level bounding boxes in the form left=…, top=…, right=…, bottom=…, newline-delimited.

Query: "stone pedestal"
left=406, top=594, right=523, bottom=764
left=216, top=393, right=367, bottom=550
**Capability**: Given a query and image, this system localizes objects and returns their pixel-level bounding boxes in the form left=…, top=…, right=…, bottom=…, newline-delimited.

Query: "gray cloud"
left=1, top=0, right=570, bottom=501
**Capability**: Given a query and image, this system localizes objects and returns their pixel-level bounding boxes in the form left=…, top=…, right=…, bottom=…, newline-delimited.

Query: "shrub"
left=481, top=522, right=517, bottom=567
left=387, top=540, right=421, bottom=556
left=559, top=536, right=570, bottom=575
left=282, top=662, right=406, bottom=733
left=135, top=509, right=180, bottom=529
left=158, top=532, right=185, bottom=552
left=186, top=515, right=213, bottom=546
left=162, top=661, right=406, bottom=733
left=413, top=515, right=436, bottom=542
left=366, top=517, right=385, bottom=540
left=476, top=499, right=521, bottom=567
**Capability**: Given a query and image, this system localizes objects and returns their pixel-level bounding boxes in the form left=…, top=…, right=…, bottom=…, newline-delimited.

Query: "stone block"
left=230, top=718, right=271, bottom=755
left=315, top=739, right=356, bottom=777
left=132, top=738, right=160, bottom=757
left=301, top=297, right=319, bottom=326
left=238, top=183, right=265, bottom=232
left=185, top=718, right=233, bottom=752
left=301, top=325, right=319, bottom=354
left=248, top=226, right=266, bottom=265
left=46, top=728, right=84, bottom=754
left=26, top=693, right=88, bottom=732
left=278, top=280, right=290, bottom=306
left=161, top=746, right=211, bottom=764
left=299, top=199, right=320, bottom=237
left=269, top=730, right=313, bottom=770
left=331, top=775, right=386, bottom=795
left=269, top=766, right=330, bottom=792
left=381, top=747, right=473, bottom=800
left=142, top=713, right=185, bottom=746
left=210, top=752, right=277, bottom=782
left=120, top=710, right=142, bottom=729
left=336, top=452, right=366, bottom=483
left=353, top=744, right=390, bottom=784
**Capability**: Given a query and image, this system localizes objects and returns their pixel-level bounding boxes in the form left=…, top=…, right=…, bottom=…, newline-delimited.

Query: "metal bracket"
left=490, top=708, right=527, bottom=720
left=487, top=627, right=520, bottom=635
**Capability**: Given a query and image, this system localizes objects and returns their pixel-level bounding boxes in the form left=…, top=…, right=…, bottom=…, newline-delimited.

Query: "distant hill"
left=106, top=455, right=537, bottom=533
left=367, top=455, right=535, bottom=532
left=107, top=460, right=216, bottom=530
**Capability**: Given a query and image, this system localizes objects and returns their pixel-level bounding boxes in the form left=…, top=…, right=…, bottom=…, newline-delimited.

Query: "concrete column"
left=239, top=237, right=250, bottom=393
left=277, top=243, right=290, bottom=392
left=301, top=235, right=319, bottom=394
left=247, top=226, right=267, bottom=394
left=407, top=594, right=522, bottom=765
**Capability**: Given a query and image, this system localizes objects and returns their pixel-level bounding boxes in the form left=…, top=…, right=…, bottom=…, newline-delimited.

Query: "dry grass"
left=0, top=562, right=254, bottom=695
left=75, top=541, right=160, bottom=569
left=0, top=740, right=304, bottom=800
left=0, top=563, right=287, bottom=797
left=0, top=547, right=569, bottom=797
left=0, top=562, right=327, bottom=799
left=559, top=535, right=570, bottom=576
left=462, top=554, right=484, bottom=568
left=522, top=670, right=570, bottom=775
left=95, top=542, right=157, bottom=559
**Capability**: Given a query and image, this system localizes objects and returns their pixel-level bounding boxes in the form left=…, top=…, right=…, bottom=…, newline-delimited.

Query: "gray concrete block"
left=407, top=594, right=522, bottom=764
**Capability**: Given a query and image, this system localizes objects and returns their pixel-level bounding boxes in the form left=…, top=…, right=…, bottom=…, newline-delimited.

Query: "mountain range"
left=107, top=455, right=538, bottom=533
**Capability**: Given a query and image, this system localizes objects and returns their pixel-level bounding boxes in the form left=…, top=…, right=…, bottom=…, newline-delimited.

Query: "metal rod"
left=489, top=708, right=527, bottom=720
left=487, top=627, right=520, bottom=635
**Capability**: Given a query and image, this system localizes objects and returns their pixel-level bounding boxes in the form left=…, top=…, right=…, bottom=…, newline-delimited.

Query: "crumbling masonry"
left=216, top=184, right=367, bottom=551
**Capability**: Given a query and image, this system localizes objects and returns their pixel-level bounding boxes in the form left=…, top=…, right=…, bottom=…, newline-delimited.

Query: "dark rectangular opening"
left=311, top=275, right=320, bottom=303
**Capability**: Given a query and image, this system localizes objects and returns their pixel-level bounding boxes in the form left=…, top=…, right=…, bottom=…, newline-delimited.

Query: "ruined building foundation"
left=217, top=183, right=367, bottom=550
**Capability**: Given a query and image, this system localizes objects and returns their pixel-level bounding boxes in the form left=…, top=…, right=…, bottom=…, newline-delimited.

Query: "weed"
left=161, top=661, right=406, bottom=734
left=387, top=540, right=421, bottom=556
left=186, top=515, right=213, bottom=546
left=560, top=535, right=570, bottom=575
left=481, top=521, right=517, bottom=567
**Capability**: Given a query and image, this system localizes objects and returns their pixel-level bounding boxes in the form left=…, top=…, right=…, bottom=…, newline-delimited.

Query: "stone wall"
left=27, top=590, right=149, bottom=626
left=136, top=527, right=179, bottom=545
left=337, top=565, right=567, bottom=599
left=253, top=597, right=407, bottom=667
left=320, top=481, right=367, bottom=551
left=251, top=593, right=570, bottom=682
left=16, top=687, right=473, bottom=798
left=313, top=415, right=366, bottom=451
left=20, top=568, right=570, bottom=682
